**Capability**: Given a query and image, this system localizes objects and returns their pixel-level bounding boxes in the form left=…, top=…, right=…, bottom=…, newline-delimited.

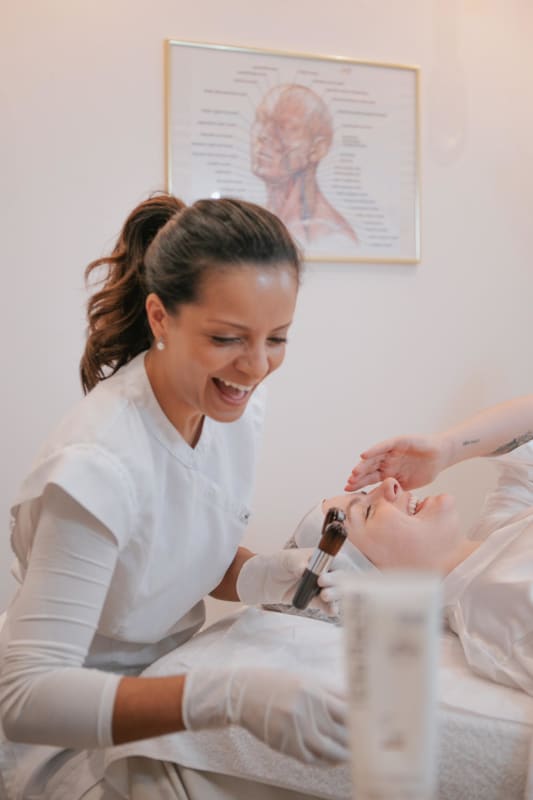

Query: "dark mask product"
left=292, top=507, right=348, bottom=610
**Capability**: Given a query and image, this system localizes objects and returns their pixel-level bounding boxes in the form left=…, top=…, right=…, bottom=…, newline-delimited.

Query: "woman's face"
left=323, top=478, right=462, bottom=571
left=146, top=263, right=298, bottom=442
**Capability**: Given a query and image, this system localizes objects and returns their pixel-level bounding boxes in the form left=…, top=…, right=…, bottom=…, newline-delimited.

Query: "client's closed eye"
left=365, top=505, right=372, bottom=521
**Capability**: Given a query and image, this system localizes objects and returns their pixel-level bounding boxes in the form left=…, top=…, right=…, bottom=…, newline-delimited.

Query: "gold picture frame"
left=166, top=40, right=420, bottom=264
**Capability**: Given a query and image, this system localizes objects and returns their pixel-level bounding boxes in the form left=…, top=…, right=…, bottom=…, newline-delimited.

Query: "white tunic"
left=443, top=441, right=533, bottom=694
left=0, top=352, right=265, bottom=799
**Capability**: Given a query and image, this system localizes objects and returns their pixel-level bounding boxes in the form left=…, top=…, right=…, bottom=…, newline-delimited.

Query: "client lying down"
left=271, top=395, right=533, bottom=696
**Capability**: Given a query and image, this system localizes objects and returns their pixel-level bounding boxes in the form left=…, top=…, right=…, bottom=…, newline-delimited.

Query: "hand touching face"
left=345, top=434, right=449, bottom=492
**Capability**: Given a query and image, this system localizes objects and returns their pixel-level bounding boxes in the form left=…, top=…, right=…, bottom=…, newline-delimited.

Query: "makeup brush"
left=292, top=507, right=347, bottom=610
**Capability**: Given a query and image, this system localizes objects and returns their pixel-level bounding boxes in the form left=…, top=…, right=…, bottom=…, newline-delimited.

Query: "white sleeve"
left=470, top=441, right=533, bottom=541
left=445, top=516, right=533, bottom=694
left=0, top=486, right=122, bottom=747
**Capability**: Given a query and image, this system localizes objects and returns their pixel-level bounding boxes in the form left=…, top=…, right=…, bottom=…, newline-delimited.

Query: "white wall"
left=2, top=0, right=532, bottom=619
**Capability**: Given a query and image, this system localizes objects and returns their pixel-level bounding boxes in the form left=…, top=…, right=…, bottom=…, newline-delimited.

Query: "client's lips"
left=407, top=494, right=419, bottom=515
left=414, top=497, right=428, bottom=514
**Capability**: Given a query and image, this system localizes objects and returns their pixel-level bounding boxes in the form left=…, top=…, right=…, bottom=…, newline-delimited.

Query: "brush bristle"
left=319, top=520, right=347, bottom=555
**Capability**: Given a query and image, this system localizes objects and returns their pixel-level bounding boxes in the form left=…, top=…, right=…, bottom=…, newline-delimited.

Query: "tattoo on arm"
left=490, top=431, right=533, bottom=456
left=462, top=439, right=480, bottom=447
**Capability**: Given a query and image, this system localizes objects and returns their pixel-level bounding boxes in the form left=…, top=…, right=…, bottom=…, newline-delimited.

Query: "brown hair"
left=80, top=194, right=301, bottom=393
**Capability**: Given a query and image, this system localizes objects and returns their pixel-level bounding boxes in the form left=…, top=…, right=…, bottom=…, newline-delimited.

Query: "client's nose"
left=382, top=477, right=401, bottom=501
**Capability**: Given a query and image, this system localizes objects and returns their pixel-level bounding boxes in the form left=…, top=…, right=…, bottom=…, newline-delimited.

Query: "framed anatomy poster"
left=166, top=40, right=420, bottom=263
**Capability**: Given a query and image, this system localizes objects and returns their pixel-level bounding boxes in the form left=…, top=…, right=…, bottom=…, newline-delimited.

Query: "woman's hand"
left=345, top=433, right=450, bottom=492
left=236, top=549, right=348, bottom=617
left=183, top=666, right=348, bottom=764
left=345, top=395, right=533, bottom=494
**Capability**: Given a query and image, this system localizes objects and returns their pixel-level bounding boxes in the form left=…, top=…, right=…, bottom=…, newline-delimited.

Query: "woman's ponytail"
left=79, top=194, right=185, bottom=393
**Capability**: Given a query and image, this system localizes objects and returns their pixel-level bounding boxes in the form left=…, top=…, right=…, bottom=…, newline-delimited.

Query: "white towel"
left=100, top=608, right=533, bottom=800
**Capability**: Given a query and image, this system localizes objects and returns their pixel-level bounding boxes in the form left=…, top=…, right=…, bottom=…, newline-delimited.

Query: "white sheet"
left=90, top=607, right=533, bottom=800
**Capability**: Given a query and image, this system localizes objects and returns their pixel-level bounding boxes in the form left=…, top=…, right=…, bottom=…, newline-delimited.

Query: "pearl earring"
left=156, top=338, right=165, bottom=352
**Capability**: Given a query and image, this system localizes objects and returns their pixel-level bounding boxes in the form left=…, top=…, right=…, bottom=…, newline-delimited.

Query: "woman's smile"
left=212, top=377, right=254, bottom=405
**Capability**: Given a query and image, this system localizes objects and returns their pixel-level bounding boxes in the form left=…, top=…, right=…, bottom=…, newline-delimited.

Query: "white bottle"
left=341, top=570, right=441, bottom=800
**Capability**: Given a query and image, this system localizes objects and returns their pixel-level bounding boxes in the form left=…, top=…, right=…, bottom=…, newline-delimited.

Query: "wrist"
left=182, top=668, right=232, bottom=731
left=438, top=430, right=458, bottom=471
left=211, top=547, right=255, bottom=601
left=235, top=553, right=262, bottom=603
left=444, top=424, right=488, bottom=467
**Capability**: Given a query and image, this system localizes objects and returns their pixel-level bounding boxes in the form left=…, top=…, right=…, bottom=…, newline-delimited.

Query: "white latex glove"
left=236, top=549, right=352, bottom=615
left=316, top=553, right=355, bottom=613
left=182, top=666, right=349, bottom=764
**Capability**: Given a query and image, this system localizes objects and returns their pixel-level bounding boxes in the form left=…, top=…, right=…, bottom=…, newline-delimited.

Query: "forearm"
left=0, top=487, right=122, bottom=748
left=209, top=546, right=255, bottom=600
left=112, top=674, right=186, bottom=744
left=442, top=395, right=533, bottom=467
left=0, top=653, right=120, bottom=746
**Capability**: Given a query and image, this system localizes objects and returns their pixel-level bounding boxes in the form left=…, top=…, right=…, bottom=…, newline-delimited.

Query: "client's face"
left=323, top=478, right=462, bottom=571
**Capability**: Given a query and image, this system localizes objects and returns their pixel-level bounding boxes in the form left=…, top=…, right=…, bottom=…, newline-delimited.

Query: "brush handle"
left=292, top=567, right=322, bottom=610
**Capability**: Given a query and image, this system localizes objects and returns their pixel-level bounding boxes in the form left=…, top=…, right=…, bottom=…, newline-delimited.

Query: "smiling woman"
left=0, top=194, right=350, bottom=800
left=334, top=396, right=533, bottom=696
left=323, top=478, right=472, bottom=574
left=143, top=263, right=297, bottom=444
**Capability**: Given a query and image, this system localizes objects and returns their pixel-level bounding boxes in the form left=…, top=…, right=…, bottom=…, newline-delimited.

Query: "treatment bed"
left=19, top=607, right=533, bottom=799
